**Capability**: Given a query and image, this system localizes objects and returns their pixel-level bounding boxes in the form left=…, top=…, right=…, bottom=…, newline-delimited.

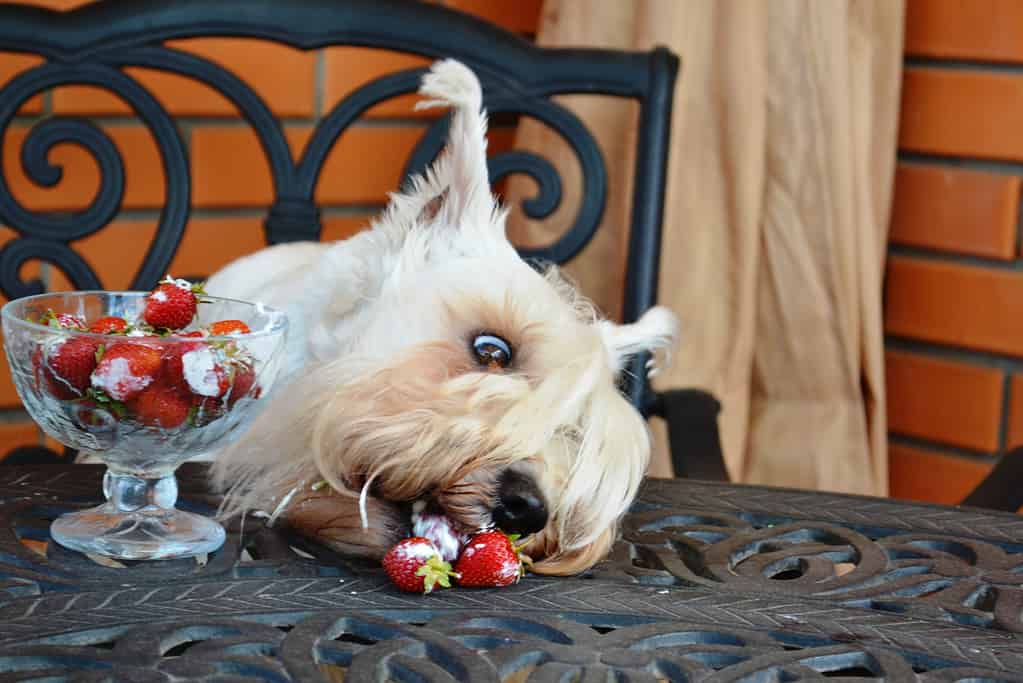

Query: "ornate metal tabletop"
left=1, top=463, right=1022, bottom=681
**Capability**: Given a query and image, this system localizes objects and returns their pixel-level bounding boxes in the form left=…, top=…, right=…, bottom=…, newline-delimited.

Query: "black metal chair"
left=0, top=0, right=727, bottom=479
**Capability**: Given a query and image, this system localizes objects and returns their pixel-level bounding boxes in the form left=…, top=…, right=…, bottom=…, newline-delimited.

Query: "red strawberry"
left=227, top=360, right=260, bottom=406
left=382, top=537, right=458, bottom=594
left=71, top=397, right=122, bottom=431
left=131, top=383, right=191, bottom=429
left=143, top=278, right=204, bottom=330
left=35, top=337, right=99, bottom=400
left=90, top=343, right=163, bottom=401
left=88, top=316, right=129, bottom=335
left=208, top=319, right=251, bottom=336
left=162, top=340, right=206, bottom=392
left=190, top=395, right=225, bottom=426
left=39, top=309, right=87, bottom=331
left=163, top=342, right=229, bottom=398
left=454, top=531, right=530, bottom=588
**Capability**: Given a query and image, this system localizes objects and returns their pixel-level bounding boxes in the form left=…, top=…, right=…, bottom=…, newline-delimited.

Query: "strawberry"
left=208, top=319, right=251, bottom=336
left=190, top=395, right=225, bottom=427
left=130, top=383, right=191, bottom=429
left=454, top=531, right=531, bottom=588
left=382, top=537, right=458, bottom=594
left=161, top=340, right=206, bottom=393
left=39, top=309, right=87, bottom=331
left=163, top=342, right=229, bottom=398
left=90, top=342, right=162, bottom=401
left=227, top=360, right=260, bottom=406
left=88, top=316, right=129, bottom=335
left=143, top=277, right=205, bottom=331
left=71, top=396, right=122, bottom=431
left=35, top=337, right=99, bottom=400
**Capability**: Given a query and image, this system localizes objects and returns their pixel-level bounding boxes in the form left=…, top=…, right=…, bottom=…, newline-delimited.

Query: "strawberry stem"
left=414, top=554, right=459, bottom=594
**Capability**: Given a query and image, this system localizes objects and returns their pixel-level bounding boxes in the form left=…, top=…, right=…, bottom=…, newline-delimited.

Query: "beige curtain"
left=506, top=0, right=904, bottom=494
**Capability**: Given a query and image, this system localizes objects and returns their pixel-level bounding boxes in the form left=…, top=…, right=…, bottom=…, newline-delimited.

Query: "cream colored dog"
left=205, top=59, right=679, bottom=576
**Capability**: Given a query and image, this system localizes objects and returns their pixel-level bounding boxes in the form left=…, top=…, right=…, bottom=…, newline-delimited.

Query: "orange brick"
left=323, top=215, right=373, bottom=242
left=899, top=67, right=1023, bottom=161
left=3, top=124, right=164, bottom=211
left=885, top=256, right=1023, bottom=356
left=905, top=0, right=1023, bottom=63
left=889, top=443, right=993, bottom=505
left=1005, top=375, right=1023, bottom=449
left=886, top=350, right=1003, bottom=452
left=0, top=53, right=44, bottom=114
left=0, top=423, right=44, bottom=460
left=46, top=218, right=264, bottom=292
left=322, top=47, right=433, bottom=119
left=44, top=214, right=378, bottom=293
left=449, top=0, right=543, bottom=34
left=0, top=226, right=41, bottom=406
left=53, top=39, right=316, bottom=118
left=12, top=0, right=92, bottom=8
left=192, top=125, right=515, bottom=208
left=890, top=163, right=1019, bottom=260
left=0, top=342, right=18, bottom=407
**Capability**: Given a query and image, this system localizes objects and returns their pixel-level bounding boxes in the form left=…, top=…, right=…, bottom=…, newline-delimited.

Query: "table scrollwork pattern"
left=3, top=466, right=1023, bottom=681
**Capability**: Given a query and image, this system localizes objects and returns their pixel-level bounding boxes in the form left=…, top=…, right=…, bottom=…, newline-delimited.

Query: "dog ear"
left=598, top=306, right=681, bottom=377
left=412, top=59, right=496, bottom=230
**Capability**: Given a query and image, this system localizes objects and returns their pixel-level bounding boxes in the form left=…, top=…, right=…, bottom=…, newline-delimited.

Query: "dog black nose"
left=493, top=469, right=548, bottom=536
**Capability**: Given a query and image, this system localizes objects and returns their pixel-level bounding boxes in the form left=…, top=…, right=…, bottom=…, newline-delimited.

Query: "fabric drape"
left=506, top=0, right=904, bottom=493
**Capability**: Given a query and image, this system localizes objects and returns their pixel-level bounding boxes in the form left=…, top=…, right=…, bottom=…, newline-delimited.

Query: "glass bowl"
left=1, top=291, right=288, bottom=560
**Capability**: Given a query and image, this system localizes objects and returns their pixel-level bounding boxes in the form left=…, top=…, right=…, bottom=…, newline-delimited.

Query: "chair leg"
left=656, top=389, right=730, bottom=481
left=961, top=446, right=1023, bottom=512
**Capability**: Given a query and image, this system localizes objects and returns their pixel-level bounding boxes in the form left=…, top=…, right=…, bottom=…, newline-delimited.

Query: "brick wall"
left=4, top=0, right=1008, bottom=505
left=887, top=0, right=1023, bottom=505
left=0, top=0, right=542, bottom=453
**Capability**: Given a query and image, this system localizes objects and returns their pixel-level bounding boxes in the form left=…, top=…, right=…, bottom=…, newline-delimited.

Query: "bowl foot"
left=51, top=504, right=225, bottom=561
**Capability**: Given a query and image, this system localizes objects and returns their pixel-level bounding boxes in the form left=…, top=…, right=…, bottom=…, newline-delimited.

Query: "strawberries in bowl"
left=2, top=278, right=289, bottom=454
left=1, top=281, right=289, bottom=562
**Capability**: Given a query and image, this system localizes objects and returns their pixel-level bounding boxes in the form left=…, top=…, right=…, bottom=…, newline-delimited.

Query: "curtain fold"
left=506, top=0, right=904, bottom=493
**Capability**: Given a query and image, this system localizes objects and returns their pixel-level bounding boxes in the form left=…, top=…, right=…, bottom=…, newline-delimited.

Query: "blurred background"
left=0, top=0, right=1015, bottom=511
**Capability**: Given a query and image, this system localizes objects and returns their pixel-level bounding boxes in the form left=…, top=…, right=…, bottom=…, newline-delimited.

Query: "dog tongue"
left=411, top=501, right=467, bottom=562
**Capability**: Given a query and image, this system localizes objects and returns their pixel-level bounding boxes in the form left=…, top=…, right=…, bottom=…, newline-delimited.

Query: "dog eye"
left=472, top=334, right=512, bottom=369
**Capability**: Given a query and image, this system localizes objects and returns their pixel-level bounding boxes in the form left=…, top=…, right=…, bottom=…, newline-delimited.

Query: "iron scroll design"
left=0, top=0, right=670, bottom=297
left=5, top=467, right=1023, bottom=680
left=0, top=58, right=190, bottom=299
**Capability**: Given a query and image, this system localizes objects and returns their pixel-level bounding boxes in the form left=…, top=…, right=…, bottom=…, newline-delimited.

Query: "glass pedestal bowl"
left=1, top=291, right=288, bottom=561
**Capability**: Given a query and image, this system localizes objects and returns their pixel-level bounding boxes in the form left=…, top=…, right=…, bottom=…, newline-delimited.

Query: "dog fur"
left=205, top=59, right=680, bottom=576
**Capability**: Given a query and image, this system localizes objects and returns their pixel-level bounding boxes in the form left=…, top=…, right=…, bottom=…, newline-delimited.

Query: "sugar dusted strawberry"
left=226, top=360, right=259, bottom=406
left=131, top=383, right=191, bottom=429
left=161, top=340, right=207, bottom=393
left=90, top=342, right=162, bottom=401
left=454, top=531, right=530, bottom=588
left=39, top=309, right=87, bottom=331
left=177, top=344, right=229, bottom=398
left=89, top=316, right=129, bottom=335
left=208, top=319, right=250, bottom=336
left=36, top=337, right=99, bottom=400
left=383, top=537, right=458, bottom=594
left=143, top=277, right=205, bottom=331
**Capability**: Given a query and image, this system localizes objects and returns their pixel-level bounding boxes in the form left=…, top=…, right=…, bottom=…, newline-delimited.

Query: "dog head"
left=213, top=60, right=680, bottom=576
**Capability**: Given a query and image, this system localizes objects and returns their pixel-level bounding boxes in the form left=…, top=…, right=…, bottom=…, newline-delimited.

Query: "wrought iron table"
left=1, top=463, right=1022, bottom=681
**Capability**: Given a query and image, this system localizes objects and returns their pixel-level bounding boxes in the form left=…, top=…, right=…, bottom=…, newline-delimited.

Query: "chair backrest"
left=0, top=0, right=679, bottom=412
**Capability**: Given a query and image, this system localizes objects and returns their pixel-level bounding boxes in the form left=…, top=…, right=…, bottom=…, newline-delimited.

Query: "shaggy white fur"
left=204, top=59, right=680, bottom=576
